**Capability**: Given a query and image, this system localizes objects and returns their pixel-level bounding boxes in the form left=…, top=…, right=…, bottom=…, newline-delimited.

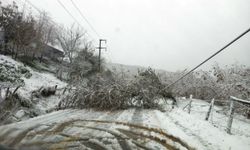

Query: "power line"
left=23, top=0, right=68, bottom=35
left=22, top=0, right=103, bottom=57
left=165, top=27, right=250, bottom=89
left=24, top=0, right=62, bottom=27
left=25, top=0, right=42, bottom=13
left=56, top=0, right=94, bottom=40
left=23, top=0, right=96, bottom=44
left=70, top=0, right=101, bottom=38
left=56, top=0, right=80, bottom=26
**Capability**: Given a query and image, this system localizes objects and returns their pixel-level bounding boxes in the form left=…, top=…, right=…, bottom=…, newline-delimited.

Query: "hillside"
left=106, top=62, right=173, bottom=81
left=0, top=55, right=67, bottom=125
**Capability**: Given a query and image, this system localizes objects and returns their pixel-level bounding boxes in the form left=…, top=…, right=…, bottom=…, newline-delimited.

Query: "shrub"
left=58, top=68, right=175, bottom=110
left=0, top=59, right=32, bottom=85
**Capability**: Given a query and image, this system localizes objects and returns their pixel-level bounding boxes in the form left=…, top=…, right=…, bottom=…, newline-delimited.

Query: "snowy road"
left=0, top=103, right=250, bottom=150
left=0, top=109, right=193, bottom=150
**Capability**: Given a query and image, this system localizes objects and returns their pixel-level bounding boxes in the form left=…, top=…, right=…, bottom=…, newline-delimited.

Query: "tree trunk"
left=39, top=54, right=43, bottom=63
left=14, top=46, right=18, bottom=60
left=11, top=44, right=15, bottom=58
left=247, top=110, right=250, bottom=119
left=32, top=52, right=36, bottom=61
left=4, top=42, right=7, bottom=53
left=0, top=88, right=3, bottom=103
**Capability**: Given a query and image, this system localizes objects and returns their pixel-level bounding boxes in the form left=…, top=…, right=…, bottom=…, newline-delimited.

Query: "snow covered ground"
left=0, top=55, right=66, bottom=98
left=156, top=99, right=250, bottom=150
left=20, top=68, right=67, bottom=113
left=1, top=55, right=250, bottom=149
left=0, top=99, right=249, bottom=150
left=0, top=55, right=67, bottom=122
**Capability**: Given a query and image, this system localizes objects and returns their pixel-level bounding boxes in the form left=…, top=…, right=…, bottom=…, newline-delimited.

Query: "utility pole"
left=96, top=39, right=107, bottom=72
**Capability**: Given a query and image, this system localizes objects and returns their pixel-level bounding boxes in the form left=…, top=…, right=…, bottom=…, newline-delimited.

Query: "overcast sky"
left=7, top=0, right=250, bottom=71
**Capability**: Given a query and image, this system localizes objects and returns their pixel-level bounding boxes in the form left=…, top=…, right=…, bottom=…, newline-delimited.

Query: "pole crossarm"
left=96, top=39, right=107, bottom=72
left=96, top=47, right=107, bottom=49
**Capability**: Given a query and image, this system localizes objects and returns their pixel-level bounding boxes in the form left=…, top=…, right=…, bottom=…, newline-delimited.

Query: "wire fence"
left=182, top=96, right=250, bottom=136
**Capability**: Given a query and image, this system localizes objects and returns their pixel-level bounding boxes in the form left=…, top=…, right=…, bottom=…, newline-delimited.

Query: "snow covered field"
left=0, top=99, right=249, bottom=150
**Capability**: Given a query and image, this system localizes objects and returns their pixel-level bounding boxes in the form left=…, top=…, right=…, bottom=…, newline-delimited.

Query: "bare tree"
left=0, top=2, right=37, bottom=59
left=0, top=2, right=55, bottom=60
left=14, top=13, right=37, bottom=59
left=0, top=1, right=19, bottom=55
left=57, top=24, right=85, bottom=64
left=33, top=12, right=55, bottom=61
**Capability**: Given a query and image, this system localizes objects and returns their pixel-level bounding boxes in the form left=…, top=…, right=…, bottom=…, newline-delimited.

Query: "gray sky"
left=10, top=0, right=250, bottom=71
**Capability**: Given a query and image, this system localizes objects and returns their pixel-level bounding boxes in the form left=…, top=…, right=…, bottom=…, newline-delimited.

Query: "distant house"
left=42, top=44, right=64, bottom=61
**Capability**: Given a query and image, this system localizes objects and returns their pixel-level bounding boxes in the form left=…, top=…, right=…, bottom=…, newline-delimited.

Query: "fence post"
left=205, top=98, right=215, bottom=121
left=188, top=95, right=193, bottom=114
left=62, top=87, right=67, bottom=95
left=0, top=87, right=2, bottom=103
left=226, top=97, right=235, bottom=134
left=6, top=87, right=9, bottom=97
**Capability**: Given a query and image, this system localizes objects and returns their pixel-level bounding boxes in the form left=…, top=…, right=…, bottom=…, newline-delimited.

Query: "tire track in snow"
left=0, top=109, right=77, bottom=145
left=16, top=110, right=111, bottom=149
left=1, top=109, right=196, bottom=150
left=142, top=110, right=195, bottom=150
left=128, top=109, right=160, bottom=149
left=46, top=110, right=126, bottom=149
left=1, top=110, right=107, bottom=149
left=87, top=110, right=133, bottom=150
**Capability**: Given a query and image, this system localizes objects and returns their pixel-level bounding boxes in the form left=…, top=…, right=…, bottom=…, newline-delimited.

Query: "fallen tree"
left=58, top=68, right=176, bottom=110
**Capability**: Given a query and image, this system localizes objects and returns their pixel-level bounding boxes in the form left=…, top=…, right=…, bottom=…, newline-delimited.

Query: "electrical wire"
left=22, top=0, right=97, bottom=48
left=70, top=0, right=101, bottom=38
left=25, top=0, right=42, bottom=13
left=23, top=0, right=70, bottom=36
left=56, top=0, right=95, bottom=40
left=165, top=27, right=250, bottom=89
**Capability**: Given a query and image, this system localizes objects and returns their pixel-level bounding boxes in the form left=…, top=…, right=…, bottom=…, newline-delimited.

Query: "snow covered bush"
left=212, top=63, right=250, bottom=100
left=168, top=63, right=250, bottom=101
left=0, top=59, right=32, bottom=85
left=58, top=68, right=175, bottom=110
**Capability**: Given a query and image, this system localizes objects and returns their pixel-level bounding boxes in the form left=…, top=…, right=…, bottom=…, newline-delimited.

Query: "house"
left=42, top=44, right=64, bottom=61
